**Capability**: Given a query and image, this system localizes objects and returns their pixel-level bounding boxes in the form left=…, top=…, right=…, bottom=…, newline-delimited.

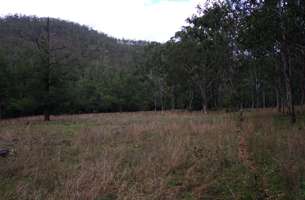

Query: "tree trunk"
left=0, top=97, right=2, bottom=120
left=275, top=88, right=281, bottom=112
left=188, top=90, right=193, bottom=111
left=161, top=95, right=164, bottom=112
left=171, top=87, right=176, bottom=110
left=255, top=82, right=259, bottom=108
left=254, top=69, right=259, bottom=108
left=160, top=86, right=164, bottom=111
left=154, top=94, right=157, bottom=112
left=251, top=92, right=255, bottom=109
left=280, top=41, right=296, bottom=123
left=202, top=103, right=207, bottom=114
left=200, top=86, right=208, bottom=114
left=44, top=17, right=51, bottom=121
left=302, top=59, right=305, bottom=105
left=44, top=111, right=50, bottom=121
left=279, top=0, right=296, bottom=123
left=262, top=90, right=266, bottom=108
left=302, top=50, right=305, bottom=104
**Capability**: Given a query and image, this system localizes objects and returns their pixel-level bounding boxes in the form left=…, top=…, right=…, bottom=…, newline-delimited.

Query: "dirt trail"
left=237, top=112, right=269, bottom=199
left=238, top=135, right=256, bottom=173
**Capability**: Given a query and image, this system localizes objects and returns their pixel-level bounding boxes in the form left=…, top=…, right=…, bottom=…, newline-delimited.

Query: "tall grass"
left=0, top=110, right=304, bottom=199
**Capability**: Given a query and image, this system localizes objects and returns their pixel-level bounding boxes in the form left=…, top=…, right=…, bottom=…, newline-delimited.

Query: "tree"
left=0, top=52, right=8, bottom=119
left=170, top=2, right=234, bottom=113
left=33, top=17, right=77, bottom=121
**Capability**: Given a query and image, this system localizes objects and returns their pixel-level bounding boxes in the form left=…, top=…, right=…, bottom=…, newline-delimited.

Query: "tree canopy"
left=0, top=0, right=304, bottom=122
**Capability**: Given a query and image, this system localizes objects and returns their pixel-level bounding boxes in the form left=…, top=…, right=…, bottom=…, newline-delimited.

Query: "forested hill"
left=0, top=15, right=151, bottom=118
left=0, top=0, right=305, bottom=122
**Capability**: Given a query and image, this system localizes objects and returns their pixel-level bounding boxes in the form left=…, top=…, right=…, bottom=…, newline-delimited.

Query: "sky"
left=0, top=0, right=203, bottom=42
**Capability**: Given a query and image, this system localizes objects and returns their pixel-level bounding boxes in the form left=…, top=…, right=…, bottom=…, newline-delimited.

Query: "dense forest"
left=0, top=0, right=304, bottom=122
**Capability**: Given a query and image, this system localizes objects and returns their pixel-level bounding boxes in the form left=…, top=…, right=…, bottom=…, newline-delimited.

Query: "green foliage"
left=0, top=15, right=152, bottom=117
left=0, top=0, right=304, bottom=118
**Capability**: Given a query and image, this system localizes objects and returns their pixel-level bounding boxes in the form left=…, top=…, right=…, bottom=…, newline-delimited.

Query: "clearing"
left=0, top=110, right=305, bottom=199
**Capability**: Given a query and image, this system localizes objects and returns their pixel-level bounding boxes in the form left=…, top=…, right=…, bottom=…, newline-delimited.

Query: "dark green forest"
left=0, top=0, right=304, bottom=122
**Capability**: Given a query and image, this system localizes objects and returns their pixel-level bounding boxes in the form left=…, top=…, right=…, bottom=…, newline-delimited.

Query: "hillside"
left=0, top=15, right=151, bottom=118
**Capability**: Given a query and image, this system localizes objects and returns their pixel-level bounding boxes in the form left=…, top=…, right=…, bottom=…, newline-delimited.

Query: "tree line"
left=0, top=0, right=304, bottom=122
left=144, top=0, right=305, bottom=123
left=0, top=15, right=149, bottom=120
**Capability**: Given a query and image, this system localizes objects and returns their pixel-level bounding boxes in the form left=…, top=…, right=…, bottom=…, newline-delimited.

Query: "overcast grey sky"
left=0, top=0, right=203, bottom=42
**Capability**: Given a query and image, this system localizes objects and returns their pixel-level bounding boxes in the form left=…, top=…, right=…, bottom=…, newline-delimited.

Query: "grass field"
left=0, top=110, right=305, bottom=200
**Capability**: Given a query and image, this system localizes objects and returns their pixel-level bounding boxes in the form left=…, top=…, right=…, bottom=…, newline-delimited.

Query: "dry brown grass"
left=0, top=110, right=304, bottom=200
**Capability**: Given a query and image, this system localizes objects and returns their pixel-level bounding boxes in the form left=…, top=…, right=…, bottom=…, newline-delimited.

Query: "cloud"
left=0, top=0, right=203, bottom=42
